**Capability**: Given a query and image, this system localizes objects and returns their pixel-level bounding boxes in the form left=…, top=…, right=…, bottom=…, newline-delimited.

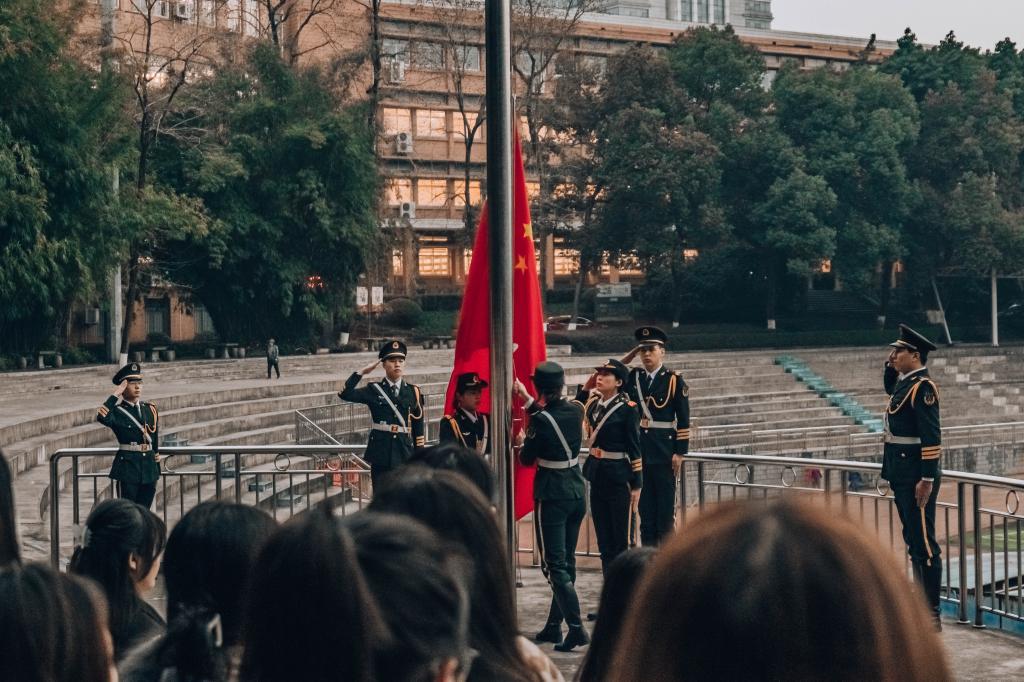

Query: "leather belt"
left=372, top=423, right=410, bottom=434
left=640, top=419, right=676, bottom=430
left=885, top=435, right=921, bottom=445
left=537, top=457, right=579, bottom=469
left=118, top=443, right=151, bottom=452
left=588, top=450, right=626, bottom=460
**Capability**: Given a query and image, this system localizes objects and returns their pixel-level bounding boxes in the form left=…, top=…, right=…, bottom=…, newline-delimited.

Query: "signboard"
left=371, top=286, right=384, bottom=306
left=596, top=283, right=632, bottom=298
left=356, top=287, right=368, bottom=307
left=594, top=282, right=633, bottom=322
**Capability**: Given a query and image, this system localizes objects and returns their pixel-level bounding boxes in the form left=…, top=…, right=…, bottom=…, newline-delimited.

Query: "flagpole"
left=484, top=0, right=516, bottom=566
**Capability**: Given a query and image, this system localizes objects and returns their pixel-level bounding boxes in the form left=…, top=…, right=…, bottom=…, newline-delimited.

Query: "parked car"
left=545, top=315, right=593, bottom=330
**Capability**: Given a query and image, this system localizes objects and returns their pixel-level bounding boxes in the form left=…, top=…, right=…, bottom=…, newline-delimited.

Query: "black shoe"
left=535, top=622, right=563, bottom=644
left=553, top=625, right=590, bottom=652
left=586, top=612, right=598, bottom=622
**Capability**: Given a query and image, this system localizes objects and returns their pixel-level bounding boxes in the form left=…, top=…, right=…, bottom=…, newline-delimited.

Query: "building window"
left=194, top=304, right=216, bottom=335
left=418, top=247, right=451, bottom=276
left=453, top=111, right=478, bottom=138
left=225, top=0, right=240, bottom=31
left=415, top=109, right=448, bottom=139
left=387, top=178, right=412, bottom=206
left=697, top=0, right=709, bottom=23
left=382, top=107, right=412, bottom=135
left=683, top=248, right=700, bottom=262
left=680, top=0, right=693, bottom=21
left=554, top=249, right=580, bottom=276
left=200, top=0, right=216, bottom=26
left=243, top=0, right=259, bottom=36
left=411, top=42, right=445, bottom=70
left=382, top=38, right=410, bottom=64
left=713, top=0, right=725, bottom=24
left=463, top=248, right=474, bottom=273
left=392, top=249, right=404, bottom=277
left=452, top=180, right=482, bottom=207
left=454, top=44, right=481, bottom=72
left=525, top=181, right=540, bottom=200
left=145, top=298, right=170, bottom=336
left=417, top=178, right=448, bottom=207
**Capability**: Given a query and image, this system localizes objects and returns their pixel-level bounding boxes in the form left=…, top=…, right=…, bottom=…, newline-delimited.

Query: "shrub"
left=146, top=332, right=172, bottom=346
left=383, top=298, right=423, bottom=327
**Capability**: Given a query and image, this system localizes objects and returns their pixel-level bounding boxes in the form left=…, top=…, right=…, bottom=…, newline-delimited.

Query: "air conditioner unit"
left=400, top=201, right=416, bottom=219
left=387, top=60, right=407, bottom=84
left=175, top=1, right=193, bottom=20
left=395, top=131, right=413, bottom=154
left=84, top=308, right=101, bottom=325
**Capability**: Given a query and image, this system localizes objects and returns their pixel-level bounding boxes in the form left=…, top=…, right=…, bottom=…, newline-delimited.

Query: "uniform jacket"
left=519, top=398, right=586, bottom=501
left=624, top=366, right=690, bottom=461
left=97, top=396, right=161, bottom=484
left=575, top=389, right=643, bottom=490
left=439, top=409, right=490, bottom=455
left=881, top=365, right=942, bottom=483
left=340, top=372, right=425, bottom=467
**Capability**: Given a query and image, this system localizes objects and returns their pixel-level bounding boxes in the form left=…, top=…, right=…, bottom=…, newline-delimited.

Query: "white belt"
left=885, top=435, right=921, bottom=445
left=372, top=423, right=410, bottom=434
left=640, top=419, right=676, bottom=430
left=537, top=457, right=579, bottom=469
left=588, top=450, right=626, bottom=460
left=119, top=443, right=151, bottom=452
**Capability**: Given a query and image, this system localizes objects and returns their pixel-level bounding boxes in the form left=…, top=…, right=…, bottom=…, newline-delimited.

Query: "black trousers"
left=892, top=477, right=943, bottom=614
left=590, top=471, right=631, bottom=575
left=535, top=497, right=586, bottom=628
left=369, top=463, right=399, bottom=490
left=639, top=457, right=675, bottom=546
left=116, top=480, right=157, bottom=509
left=267, top=358, right=280, bottom=378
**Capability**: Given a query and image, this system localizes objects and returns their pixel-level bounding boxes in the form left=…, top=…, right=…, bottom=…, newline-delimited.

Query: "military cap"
left=594, top=358, right=629, bottom=383
left=635, top=326, right=668, bottom=347
left=889, top=324, right=937, bottom=355
left=531, top=361, right=565, bottom=390
left=379, top=339, right=407, bottom=361
left=455, top=372, right=488, bottom=393
left=112, top=362, right=143, bottom=385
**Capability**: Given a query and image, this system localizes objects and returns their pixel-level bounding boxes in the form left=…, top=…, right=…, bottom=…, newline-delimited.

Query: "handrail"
left=294, top=410, right=342, bottom=446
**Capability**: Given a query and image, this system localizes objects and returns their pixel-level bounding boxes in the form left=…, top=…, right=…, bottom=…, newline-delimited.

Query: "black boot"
left=554, top=625, right=590, bottom=652
left=921, top=560, right=943, bottom=631
left=535, top=621, right=563, bottom=644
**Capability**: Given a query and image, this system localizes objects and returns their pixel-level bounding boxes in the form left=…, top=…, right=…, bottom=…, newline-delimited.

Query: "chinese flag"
left=445, top=131, right=545, bottom=520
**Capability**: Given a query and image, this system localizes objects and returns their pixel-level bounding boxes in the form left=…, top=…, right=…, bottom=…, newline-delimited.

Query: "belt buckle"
left=390, top=425, right=399, bottom=433
left=591, top=448, right=602, bottom=459
left=640, top=418, right=650, bottom=429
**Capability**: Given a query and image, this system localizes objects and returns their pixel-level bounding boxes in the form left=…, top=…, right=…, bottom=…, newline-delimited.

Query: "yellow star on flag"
left=515, top=255, right=528, bottom=272
left=523, top=222, right=533, bottom=240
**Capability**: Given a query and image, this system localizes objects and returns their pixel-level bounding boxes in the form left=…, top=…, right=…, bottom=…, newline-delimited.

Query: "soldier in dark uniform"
left=881, top=324, right=943, bottom=629
left=96, top=363, right=161, bottom=508
left=575, top=359, right=642, bottom=576
left=621, top=326, right=689, bottom=546
left=339, top=340, right=425, bottom=488
left=439, top=372, right=490, bottom=456
left=514, top=361, right=590, bottom=652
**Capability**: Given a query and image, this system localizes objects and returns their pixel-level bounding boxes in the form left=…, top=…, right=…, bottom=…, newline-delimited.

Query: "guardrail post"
left=824, top=469, right=832, bottom=503
left=49, top=453, right=62, bottom=568
left=957, top=482, right=969, bottom=624
left=679, top=460, right=688, bottom=513
left=840, top=470, right=848, bottom=512
left=697, top=461, right=706, bottom=510
left=234, top=452, right=242, bottom=503
left=973, top=483, right=985, bottom=628
left=214, top=453, right=223, bottom=500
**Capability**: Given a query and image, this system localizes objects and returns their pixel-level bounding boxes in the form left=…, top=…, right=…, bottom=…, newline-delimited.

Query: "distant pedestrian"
left=267, top=339, right=280, bottom=379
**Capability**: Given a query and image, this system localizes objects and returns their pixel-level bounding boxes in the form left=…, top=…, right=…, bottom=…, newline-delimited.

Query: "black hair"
left=408, top=442, right=496, bottom=502
left=239, top=508, right=385, bottom=682
left=126, top=502, right=277, bottom=682
left=577, top=547, right=657, bottom=682
left=69, top=499, right=166, bottom=657
left=369, top=467, right=528, bottom=682
left=538, top=386, right=564, bottom=403
left=0, top=562, right=113, bottom=682
left=343, top=511, right=472, bottom=682
left=0, top=450, right=19, bottom=566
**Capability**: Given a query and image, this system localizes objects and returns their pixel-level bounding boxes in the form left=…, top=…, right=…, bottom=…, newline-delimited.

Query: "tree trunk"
left=877, top=259, right=893, bottom=328
left=765, top=262, right=778, bottom=331
left=119, top=252, right=139, bottom=356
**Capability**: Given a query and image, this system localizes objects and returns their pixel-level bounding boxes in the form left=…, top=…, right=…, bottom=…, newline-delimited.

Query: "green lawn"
left=951, top=529, right=1023, bottom=552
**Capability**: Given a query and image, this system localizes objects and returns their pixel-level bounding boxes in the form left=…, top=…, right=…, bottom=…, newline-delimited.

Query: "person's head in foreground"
left=609, top=500, right=952, bottom=682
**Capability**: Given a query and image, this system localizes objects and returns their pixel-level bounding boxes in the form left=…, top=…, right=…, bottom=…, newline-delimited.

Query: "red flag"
left=444, top=132, right=545, bottom=520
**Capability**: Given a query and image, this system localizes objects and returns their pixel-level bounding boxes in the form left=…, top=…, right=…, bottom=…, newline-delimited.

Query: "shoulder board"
left=627, top=400, right=637, bottom=407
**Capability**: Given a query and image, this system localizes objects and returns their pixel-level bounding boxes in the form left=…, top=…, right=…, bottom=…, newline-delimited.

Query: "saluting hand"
left=113, top=379, right=128, bottom=398
left=359, top=360, right=380, bottom=376
left=621, top=345, right=642, bottom=364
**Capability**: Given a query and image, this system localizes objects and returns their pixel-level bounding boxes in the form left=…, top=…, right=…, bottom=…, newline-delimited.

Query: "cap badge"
left=642, top=329, right=650, bottom=336
left=392, top=341, right=399, bottom=349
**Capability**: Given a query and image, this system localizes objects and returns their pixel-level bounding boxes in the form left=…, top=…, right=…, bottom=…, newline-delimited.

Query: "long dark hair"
left=0, top=562, right=113, bottom=682
left=608, top=501, right=952, bottom=681
left=370, top=466, right=530, bottom=681
left=408, top=442, right=496, bottom=502
left=144, top=502, right=277, bottom=681
left=577, top=547, right=657, bottom=682
left=0, top=450, right=19, bottom=566
left=239, top=508, right=385, bottom=682
left=69, top=499, right=166, bottom=655
left=342, top=511, right=472, bottom=682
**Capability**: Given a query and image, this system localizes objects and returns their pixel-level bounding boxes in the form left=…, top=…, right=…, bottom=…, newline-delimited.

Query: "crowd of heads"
left=1, top=445, right=954, bottom=682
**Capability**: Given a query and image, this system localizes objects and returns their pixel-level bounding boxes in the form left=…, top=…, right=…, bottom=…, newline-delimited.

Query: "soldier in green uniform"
left=439, top=372, right=490, bottom=456
left=575, top=359, right=642, bottom=576
left=621, top=326, right=689, bottom=546
left=515, top=361, right=590, bottom=652
left=339, top=340, right=425, bottom=488
left=882, top=324, right=943, bottom=629
left=96, top=363, right=161, bottom=508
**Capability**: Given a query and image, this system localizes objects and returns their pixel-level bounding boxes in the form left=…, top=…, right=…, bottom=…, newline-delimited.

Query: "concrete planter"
left=161, top=349, right=176, bottom=361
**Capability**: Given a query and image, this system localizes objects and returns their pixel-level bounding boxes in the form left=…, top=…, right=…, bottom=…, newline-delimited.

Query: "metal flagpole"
left=484, top=0, right=516, bottom=564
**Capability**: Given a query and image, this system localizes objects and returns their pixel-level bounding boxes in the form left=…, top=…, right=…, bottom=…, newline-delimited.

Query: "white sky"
left=771, top=0, right=1024, bottom=50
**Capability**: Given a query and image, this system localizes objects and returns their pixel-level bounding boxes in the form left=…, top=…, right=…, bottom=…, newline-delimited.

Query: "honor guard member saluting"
left=882, top=324, right=943, bottom=629
left=575, top=359, right=642, bottom=576
left=96, top=363, right=161, bottom=508
left=514, top=361, right=590, bottom=653
left=621, top=326, right=690, bottom=546
left=439, top=372, right=490, bottom=456
left=339, top=340, right=425, bottom=488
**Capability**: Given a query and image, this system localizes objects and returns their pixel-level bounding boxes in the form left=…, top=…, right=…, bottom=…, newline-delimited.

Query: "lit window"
left=382, top=107, right=412, bottom=135
left=419, top=247, right=451, bottom=276
left=617, top=254, right=643, bottom=276
left=417, top=178, right=448, bottom=207
left=392, top=249, right=404, bottom=277
left=452, top=180, right=482, bottom=207
left=387, top=178, right=412, bottom=206
left=554, top=249, right=580, bottom=276
left=683, top=249, right=700, bottom=262
left=416, top=109, right=448, bottom=139
left=463, top=249, right=474, bottom=273
left=819, top=259, right=832, bottom=274
left=412, top=42, right=445, bottom=70
left=525, top=181, right=540, bottom=200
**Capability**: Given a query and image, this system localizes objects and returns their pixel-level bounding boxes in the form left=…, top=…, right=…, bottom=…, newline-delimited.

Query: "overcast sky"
left=771, top=1, right=1024, bottom=51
